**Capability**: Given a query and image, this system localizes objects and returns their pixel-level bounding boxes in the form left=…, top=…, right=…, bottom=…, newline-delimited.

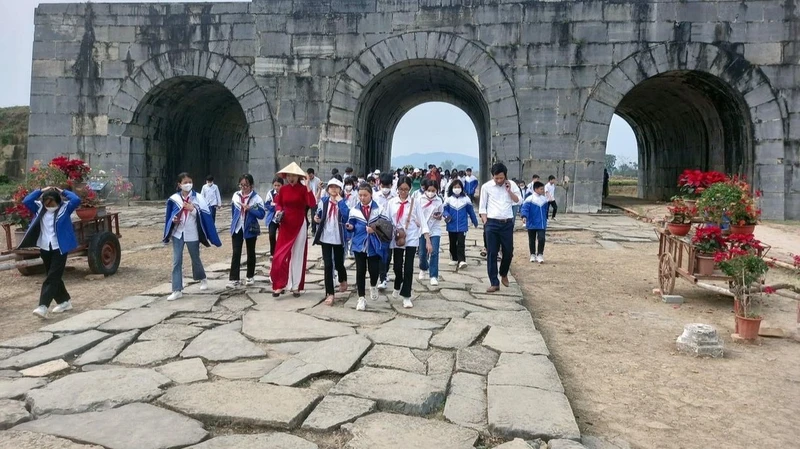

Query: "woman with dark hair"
left=163, top=172, right=222, bottom=301
left=443, top=178, right=479, bottom=269
left=264, top=176, right=284, bottom=259
left=417, top=179, right=444, bottom=286
left=386, top=176, right=433, bottom=309
left=228, top=173, right=266, bottom=288
left=346, top=182, right=390, bottom=311
left=20, top=187, right=81, bottom=318
left=269, top=162, right=318, bottom=297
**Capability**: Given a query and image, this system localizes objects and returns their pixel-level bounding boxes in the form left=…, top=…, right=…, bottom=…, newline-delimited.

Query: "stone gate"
left=27, top=0, right=799, bottom=218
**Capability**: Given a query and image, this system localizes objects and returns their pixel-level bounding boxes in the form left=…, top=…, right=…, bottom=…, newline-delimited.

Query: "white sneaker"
left=370, top=287, right=379, bottom=300
left=167, top=291, right=183, bottom=301
left=430, top=277, right=439, bottom=286
left=378, top=280, right=388, bottom=290
left=52, top=301, right=73, bottom=313
left=200, top=279, right=208, bottom=291
left=537, top=254, right=544, bottom=264
left=529, top=254, right=537, bottom=263
left=458, top=261, right=468, bottom=269
left=245, top=278, right=255, bottom=286
left=226, top=280, right=240, bottom=289
left=418, top=270, right=428, bottom=280
left=448, top=260, right=458, bottom=266
left=32, top=305, right=48, bottom=319
left=403, top=297, right=413, bottom=308
left=392, top=290, right=400, bottom=298
left=356, top=297, right=367, bottom=311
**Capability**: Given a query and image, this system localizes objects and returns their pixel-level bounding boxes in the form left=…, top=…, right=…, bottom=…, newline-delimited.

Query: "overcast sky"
left=0, top=0, right=638, bottom=161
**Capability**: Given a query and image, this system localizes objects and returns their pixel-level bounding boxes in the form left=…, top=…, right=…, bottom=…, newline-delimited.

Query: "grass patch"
left=609, top=177, right=638, bottom=186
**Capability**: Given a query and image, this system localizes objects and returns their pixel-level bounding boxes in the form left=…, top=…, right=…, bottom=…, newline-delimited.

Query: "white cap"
left=373, top=169, right=381, bottom=175
left=413, top=168, right=421, bottom=173
left=326, top=178, right=343, bottom=189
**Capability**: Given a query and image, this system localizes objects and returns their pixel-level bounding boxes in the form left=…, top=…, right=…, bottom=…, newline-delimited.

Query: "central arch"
left=321, top=32, right=521, bottom=181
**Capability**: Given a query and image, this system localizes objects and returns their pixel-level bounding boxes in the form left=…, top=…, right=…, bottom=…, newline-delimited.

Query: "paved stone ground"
left=0, top=207, right=650, bottom=449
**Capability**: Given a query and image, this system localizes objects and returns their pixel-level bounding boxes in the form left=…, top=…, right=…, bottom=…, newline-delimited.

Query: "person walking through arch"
left=227, top=174, right=265, bottom=288
left=346, top=182, right=390, bottom=312
left=443, top=178, right=479, bottom=269
left=417, top=179, right=444, bottom=286
left=270, top=162, right=318, bottom=297
left=201, top=175, right=222, bottom=224
left=313, top=177, right=350, bottom=306
left=478, top=163, right=521, bottom=293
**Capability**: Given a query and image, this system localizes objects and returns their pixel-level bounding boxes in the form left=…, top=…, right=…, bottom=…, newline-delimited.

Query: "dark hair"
left=428, top=164, right=435, bottom=169
left=344, top=176, right=356, bottom=186
left=447, top=179, right=464, bottom=196
left=357, top=182, right=373, bottom=194
left=533, top=181, right=545, bottom=190
left=176, top=172, right=191, bottom=190
left=307, top=168, right=315, bottom=175
left=272, top=176, right=285, bottom=185
left=206, top=175, right=214, bottom=182
left=333, top=174, right=343, bottom=182
left=490, top=163, right=508, bottom=177
left=397, top=176, right=412, bottom=189
left=532, top=174, right=540, bottom=180
left=443, top=169, right=450, bottom=177
left=422, top=179, right=438, bottom=191
left=41, top=189, right=62, bottom=206
left=345, top=166, right=353, bottom=173
left=466, top=167, right=472, bottom=172
left=548, top=175, right=556, bottom=181
left=332, top=168, right=340, bottom=176
left=239, top=174, right=255, bottom=187
left=379, top=173, right=393, bottom=187
left=458, top=170, right=465, bottom=177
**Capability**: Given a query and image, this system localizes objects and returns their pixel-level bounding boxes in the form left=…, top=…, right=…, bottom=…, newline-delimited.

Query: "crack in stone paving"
left=0, top=221, right=582, bottom=448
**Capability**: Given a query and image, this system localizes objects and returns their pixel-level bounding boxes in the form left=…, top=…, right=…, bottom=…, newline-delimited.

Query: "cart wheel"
left=16, top=254, right=46, bottom=276
left=658, top=253, right=676, bottom=295
left=88, top=231, right=121, bottom=275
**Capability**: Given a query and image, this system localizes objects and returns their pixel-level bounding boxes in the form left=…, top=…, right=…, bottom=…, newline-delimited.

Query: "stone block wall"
left=27, top=0, right=800, bottom=219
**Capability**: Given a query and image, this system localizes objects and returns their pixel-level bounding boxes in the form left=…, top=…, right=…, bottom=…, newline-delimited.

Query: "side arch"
left=107, top=50, right=278, bottom=197
left=573, top=42, right=786, bottom=219
left=320, top=31, right=521, bottom=181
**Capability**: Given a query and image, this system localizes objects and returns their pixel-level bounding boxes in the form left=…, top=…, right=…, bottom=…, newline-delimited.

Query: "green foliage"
left=696, top=181, right=744, bottom=224
left=0, top=106, right=29, bottom=146
left=439, top=159, right=455, bottom=170
left=604, top=154, right=617, bottom=173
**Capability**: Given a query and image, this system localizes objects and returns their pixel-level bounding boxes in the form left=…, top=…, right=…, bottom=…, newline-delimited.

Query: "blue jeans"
left=172, top=236, right=206, bottom=292
left=418, top=236, right=440, bottom=279
left=485, top=219, right=514, bottom=287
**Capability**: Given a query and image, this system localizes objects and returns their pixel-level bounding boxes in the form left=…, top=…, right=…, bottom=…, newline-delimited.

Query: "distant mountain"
left=391, top=152, right=480, bottom=171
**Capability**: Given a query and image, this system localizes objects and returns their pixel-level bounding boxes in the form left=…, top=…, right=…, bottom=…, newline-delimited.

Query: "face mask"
left=46, top=206, right=58, bottom=212
left=181, top=183, right=193, bottom=192
left=452, top=188, right=462, bottom=195
left=358, top=178, right=364, bottom=183
left=345, top=186, right=353, bottom=192
left=381, top=188, right=391, bottom=195
left=425, top=191, right=436, bottom=199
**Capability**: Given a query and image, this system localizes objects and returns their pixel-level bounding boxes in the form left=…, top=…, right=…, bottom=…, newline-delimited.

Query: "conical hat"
left=277, top=162, right=307, bottom=178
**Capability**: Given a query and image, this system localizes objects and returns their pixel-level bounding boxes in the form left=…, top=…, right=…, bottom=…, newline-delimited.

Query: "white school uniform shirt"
left=201, top=183, right=222, bottom=207
left=386, top=195, right=430, bottom=249
left=419, top=193, right=444, bottom=237
left=37, top=209, right=60, bottom=250
left=343, top=189, right=359, bottom=210
left=307, top=177, right=321, bottom=199
left=231, top=191, right=264, bottom=234
left=172, top=199, right=199, bottom=241
left=545, top=182, right=556, bottom=202
left=478, top=180, right=522, bottom=220
left=374, top=190, right=395, bottom=210
left=318, top=200, right=343, bottom=245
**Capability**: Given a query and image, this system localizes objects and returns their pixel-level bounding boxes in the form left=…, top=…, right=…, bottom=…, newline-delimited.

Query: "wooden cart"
left=1, top=213, right=122, bottom=276
left=656, top=228, right=769, bottom=295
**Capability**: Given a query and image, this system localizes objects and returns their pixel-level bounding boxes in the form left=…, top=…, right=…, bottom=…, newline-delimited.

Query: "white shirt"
left=374, top=190, right=395, bottom=210
left=307, top=177, right=321, bottom=199
left=545, top=182, right=556, bottom=202
left=526, top=180, right=540, bottom=192
left=343, top=190, right=359, bottom=210
left=37, top=209, right=60, bottom=250
left=386, top=196, right=430, bottom=248
left=419, top=194, right=444, bottom=237
left=478, top=180, right=522, bottom=220
left=231, top=191, right=263, bottom=234
left=201, top=183, right=222, bottom=207
left=319, top=200, right=342, bottom=245
left=172, top=196, right=199, bottom=242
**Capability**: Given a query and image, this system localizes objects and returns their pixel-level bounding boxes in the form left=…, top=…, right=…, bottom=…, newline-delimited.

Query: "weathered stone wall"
left=28, top=0, right=799, bottom=219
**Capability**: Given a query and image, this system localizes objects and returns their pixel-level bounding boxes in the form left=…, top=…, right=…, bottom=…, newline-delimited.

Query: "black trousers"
left=393, top=247, right=417, bottom=298
left=354, top=252, right=380, bottom=297
left=448, top=232, right=466, bottom=263
left=322, top=243, right=347, bottom=295
left=380, top=248, right=393, bottom=281
left=268, top=222, right=279, bottom=256
left=39, top=248, right=70, bottom=307
left=527, top=229, right=546, bottom=255
left=230, top=230, right=257, bottom=280
left=209, top=206, right=217, bottom=223
left=549, top=200, right=558, bottom=219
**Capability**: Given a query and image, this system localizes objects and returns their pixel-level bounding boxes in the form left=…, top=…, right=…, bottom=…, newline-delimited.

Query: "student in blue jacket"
left=163, top=172, right=222, bottom=301
left=20, top=187, right=81, bottom=318
left=228, top=174, right=266, bottom=289
left=442, top=179, right=479, bottom=270
left=520, top=181, right=550, bottom=264
left=313, top=178, right=351, bottom=306
left=346, top=183, right=389, bottom=312
left=264, top=177, right=284, bottom=259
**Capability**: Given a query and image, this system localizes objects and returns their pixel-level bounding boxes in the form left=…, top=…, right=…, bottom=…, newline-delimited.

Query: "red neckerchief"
left=181, top=194, right=191, bottom=222
left=240, top=193, right=249, bottom=223
left=328, top=198, right=337, bottom=220
left=396, top=200, right=408, bottom=225
left=361, top=204, right=370, bottom=219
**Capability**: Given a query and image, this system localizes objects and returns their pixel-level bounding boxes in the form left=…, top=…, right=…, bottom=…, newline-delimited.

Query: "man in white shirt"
left=526, top=174, right=540, bottom=193
left=545, top=175, right=558, bottom=220
left=200, top=176, right=222, bottom=224
left=478, top=162, right=521, bottom=293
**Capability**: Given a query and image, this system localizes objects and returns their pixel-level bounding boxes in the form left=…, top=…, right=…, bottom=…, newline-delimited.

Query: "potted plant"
left=75, top=186, right=100, bottom=220
left=696, top=180, right=741, bottom=231
left=678, top=169, right=727, bottom=206
left=666, top=197, right=696, bottom=236
left=726, top=177, right=761, bottom=234
left=3, top=159, right=70, bottom=238
left=691, top=225, right=725, bottom=276
left=714, top=236, right=770, bottom=340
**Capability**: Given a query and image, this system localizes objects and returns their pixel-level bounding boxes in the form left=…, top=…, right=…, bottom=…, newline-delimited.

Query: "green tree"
left=440, top=160, right=455, bottom=170
left=455, top=164, right=468, bottom=171
left=604, top=154, right=617, bottom=174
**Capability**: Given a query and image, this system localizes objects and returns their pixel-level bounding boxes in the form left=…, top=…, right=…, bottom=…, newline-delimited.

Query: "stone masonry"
left=27, top=0, right=800, bottom=218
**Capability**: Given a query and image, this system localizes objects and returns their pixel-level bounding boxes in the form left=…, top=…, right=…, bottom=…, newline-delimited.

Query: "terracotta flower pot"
left=736, top=315, right=762, bottom=340
left=667, top=223, right=691, bottom=236
left=695, top=254, right=716, bottom=276
left=76, top=207, right=97, bottom=221
left=729, top=224, right=756, bottom=235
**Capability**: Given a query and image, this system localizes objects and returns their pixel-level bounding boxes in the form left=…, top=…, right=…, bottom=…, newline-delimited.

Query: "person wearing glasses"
left=227, top=174, right=265, bottom=288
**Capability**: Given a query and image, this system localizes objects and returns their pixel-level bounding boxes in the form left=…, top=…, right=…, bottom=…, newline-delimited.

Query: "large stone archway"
left=574, top=42, right=785, bottom=218
left=320, top=32, right=520, bottom=181
left=107, top=50, right=278, bottom=198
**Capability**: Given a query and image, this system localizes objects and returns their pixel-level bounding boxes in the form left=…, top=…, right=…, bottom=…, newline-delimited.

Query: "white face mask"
left=357, top=178, right=364, bottom=183
left=181, top=183, right=193, bottom=192
left=425, top=191, right=436, bottom=199
left=46, top=206, right=58, bottom=212
left=381, top=188, right=391, bottom=195
left=452, top=188, right=462, bottom=195
left=344, top=186, right=353, bottom=192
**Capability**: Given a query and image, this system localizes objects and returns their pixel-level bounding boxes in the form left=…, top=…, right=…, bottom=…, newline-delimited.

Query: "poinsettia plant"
left=726, top=176, right=761, bottom=225
left=678, top=169, right=727, bottom=199
left=692, top=225, right=726, bottom=254
left=667, top=197, right=697, bottom=224
left=714, top=234, right=769, bottom=317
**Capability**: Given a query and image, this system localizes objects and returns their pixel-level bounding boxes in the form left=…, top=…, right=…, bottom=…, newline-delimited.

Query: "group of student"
left=21, top=160, right=557, bottom=318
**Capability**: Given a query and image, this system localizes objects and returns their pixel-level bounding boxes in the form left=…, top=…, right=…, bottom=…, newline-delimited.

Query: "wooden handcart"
left=1, top=213, right=122, bottom=276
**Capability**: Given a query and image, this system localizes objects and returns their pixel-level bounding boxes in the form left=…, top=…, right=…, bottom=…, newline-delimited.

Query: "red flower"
left=763, top=286, right=776, bottom=294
